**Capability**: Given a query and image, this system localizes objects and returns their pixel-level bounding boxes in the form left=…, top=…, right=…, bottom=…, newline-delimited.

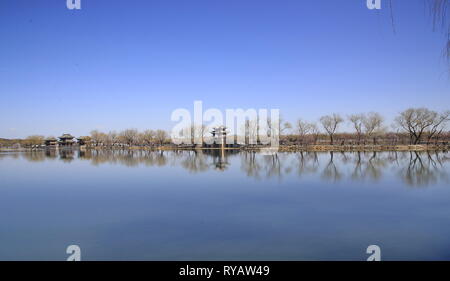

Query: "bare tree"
left=281, top=121, right=292, bottom=136
left=140, top=130, right=156, bottom=146
left=427, top=0, right=449, bottom=60
left=266, top=115, right=291, bottom=138
left=25, top=135, right=45, bottom=147
left=320, top=114, right=343, bottom=145
left=426, top=110, right=450, bottom=144
left=395, top=108, right=448, bottom=144
left=348, top=114, right=365, bottom=144
left=155, top=130, right=168, bottom=146
left=388, top=0, right=449, bottom=63
left=191, top=124, right=207, bottom=144
left=90, top=130, right=103, bottom=146
left=120, top=129, right=139, bottom=146
left=296, top=119, right=313, bottom=145
left=244, top=119, right=258, bottom=145
left=309, top=123, right=320, bottom=145
left=362, top=112, right=384, bottom=144
left=107, top=131, right=119, bottom=146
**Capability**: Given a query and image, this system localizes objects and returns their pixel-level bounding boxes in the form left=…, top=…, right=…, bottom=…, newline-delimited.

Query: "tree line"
left=286, top=107, right=450, bottom=146
left=89, top=129, right=169, bottom=147
left=1, top=107, right=449, bottom=148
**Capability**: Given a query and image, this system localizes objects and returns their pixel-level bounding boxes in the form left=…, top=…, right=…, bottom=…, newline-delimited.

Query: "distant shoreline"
left=1, top=144, right=448, bottom=153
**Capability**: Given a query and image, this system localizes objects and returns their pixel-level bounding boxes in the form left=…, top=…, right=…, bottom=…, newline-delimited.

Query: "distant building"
left=204, top=126, right=240, bottom=149
left=58, top=134, right=75, bottom=146
left=45, top=137, right=58, bottom=147
left=211, top=126, right=227, bottom=146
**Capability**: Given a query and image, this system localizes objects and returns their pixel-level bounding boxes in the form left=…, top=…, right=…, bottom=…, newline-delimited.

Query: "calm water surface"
left=0, top=149, right=449, bottom=260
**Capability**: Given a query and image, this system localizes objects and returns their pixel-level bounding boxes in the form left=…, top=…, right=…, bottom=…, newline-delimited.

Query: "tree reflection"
left=321, top=152, right=342, bottom=182
left=22, top=150, right=47, bottom=162
left=241, top=151, right=262, bottom=179
left=296, top=151, right=319, bottom=177
left=5, top=149, right=449, bottom=187
left=400, top=151, right=450, bottom=187
left=181, top=150, right=209, bottom=173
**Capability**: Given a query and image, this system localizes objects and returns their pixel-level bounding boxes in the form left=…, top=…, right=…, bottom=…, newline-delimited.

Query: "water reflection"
left=400, top=151, right=450, bottom=187
left=2, top=149, right=449, bottom=187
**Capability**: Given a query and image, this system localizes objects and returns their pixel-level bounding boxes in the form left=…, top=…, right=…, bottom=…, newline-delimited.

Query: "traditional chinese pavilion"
left=58, top=134, right=75, bottom=146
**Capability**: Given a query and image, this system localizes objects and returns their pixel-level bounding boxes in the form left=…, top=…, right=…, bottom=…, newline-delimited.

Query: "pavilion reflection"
left=59, top=149, right=75, bottom=162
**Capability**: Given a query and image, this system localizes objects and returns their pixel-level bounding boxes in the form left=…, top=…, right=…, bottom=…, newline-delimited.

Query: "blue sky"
left=0, top=0, right=449, bottom=138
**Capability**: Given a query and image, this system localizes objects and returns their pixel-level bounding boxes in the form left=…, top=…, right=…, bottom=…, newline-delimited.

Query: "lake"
left=0, top=149, right=449, bottom=260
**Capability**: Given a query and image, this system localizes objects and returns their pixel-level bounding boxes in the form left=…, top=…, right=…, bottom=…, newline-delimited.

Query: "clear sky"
left=0, top=0, right=449, bottom=138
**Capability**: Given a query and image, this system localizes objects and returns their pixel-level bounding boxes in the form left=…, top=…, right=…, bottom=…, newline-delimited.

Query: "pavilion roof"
left=59, top=134, right=74, bottom=139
